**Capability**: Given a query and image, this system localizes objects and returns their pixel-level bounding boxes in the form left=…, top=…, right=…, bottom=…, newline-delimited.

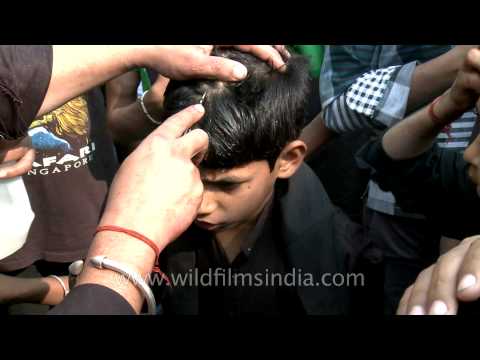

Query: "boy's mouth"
left=194, top=220, right=222, bottom=231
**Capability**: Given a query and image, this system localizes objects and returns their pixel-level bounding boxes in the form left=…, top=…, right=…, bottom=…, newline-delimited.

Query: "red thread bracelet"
left=95, top=225, right=171, bottom=286
left=96, top=225, right=160, bottom=260
left=428, top=96, right=444, bottom=127
left=428, top=96, right=453, bottom=139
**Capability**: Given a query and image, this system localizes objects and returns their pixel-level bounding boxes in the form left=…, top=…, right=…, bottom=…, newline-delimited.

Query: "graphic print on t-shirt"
left=27, top=96, right=97, bottom=176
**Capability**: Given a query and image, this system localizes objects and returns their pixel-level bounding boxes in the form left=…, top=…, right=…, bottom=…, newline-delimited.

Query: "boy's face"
left=195, top=160, right=278, bottom=233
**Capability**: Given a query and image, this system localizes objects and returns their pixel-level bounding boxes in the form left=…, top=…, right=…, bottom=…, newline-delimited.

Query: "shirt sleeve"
left=355, top=137, right=480, bottom=238
left=322, top=62, right=417, bottom=133
left=48, top=284, right=136, bottom=315
left=0, top=45, right=53, bottom=140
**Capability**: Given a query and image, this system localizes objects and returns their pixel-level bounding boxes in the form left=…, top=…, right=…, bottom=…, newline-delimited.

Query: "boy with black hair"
left=157, top=49, right=361, bottom=316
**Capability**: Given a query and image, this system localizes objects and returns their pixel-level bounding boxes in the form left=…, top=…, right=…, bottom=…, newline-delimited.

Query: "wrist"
left=431, top=90, right=467, bottom=127
left=139, top=90, right=163, bottom=126
left=76, top=231, right=159, bottom=313
left=41, top=277, right=68, bottom=305
left=99, top=210, right=173, bottom=253
left=126, top=45, right=164, bottom=70
left=143, top=89, right=164, bottom=117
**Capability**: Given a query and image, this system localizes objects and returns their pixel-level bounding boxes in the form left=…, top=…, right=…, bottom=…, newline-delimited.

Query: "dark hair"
left=163, top=48, right=310, bottom=170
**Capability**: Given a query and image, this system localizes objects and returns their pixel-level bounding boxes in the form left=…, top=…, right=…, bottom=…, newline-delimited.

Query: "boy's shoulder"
left=275, top=162, right=363, bottom=270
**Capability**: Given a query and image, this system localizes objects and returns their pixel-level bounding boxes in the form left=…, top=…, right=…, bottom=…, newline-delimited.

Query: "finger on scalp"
left=274, top=45, right=291, bottom=59
left=238, top=45, right=286, bottom=71
left=194, top=54, right=249, bottom=82
left=151, top=104, right=205, bottom=139
left=176, top=128, right=209, bottom=161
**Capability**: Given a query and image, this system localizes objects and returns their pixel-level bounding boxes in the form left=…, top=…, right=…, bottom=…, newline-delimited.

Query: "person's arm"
left=0, top=45, right=289, bottom=181
left=50, top=104, right=208, bottom=314
left=356, top=137, right=478, bottom=237
left=105, top=71, right=169, bottom=146
left=406, top=45, right=476, bottom=113
left=382, top=48, right=480, bottom=161
left=397, top=234, right=480, bottom=315
left=300, top=112, right=336, bottom=158
left=41, top=45, right=290, bottom=117
left=0, top=274, right=68, bottom=306
left=321, top=45, right=476, bottom=135
left=354, top=48, right=480, bottom=238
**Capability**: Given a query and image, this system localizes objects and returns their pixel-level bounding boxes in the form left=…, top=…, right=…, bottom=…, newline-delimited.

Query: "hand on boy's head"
left=218, top=45, right=290, bottom=72
left=0, top=137, right=35, bottom=179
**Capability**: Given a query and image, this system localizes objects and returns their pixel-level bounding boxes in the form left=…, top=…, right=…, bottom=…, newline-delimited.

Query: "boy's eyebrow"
left=201, top=175, right=250, bottom=183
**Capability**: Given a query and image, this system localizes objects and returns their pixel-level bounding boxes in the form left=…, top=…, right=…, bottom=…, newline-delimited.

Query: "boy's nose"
left=197, top=191, right=217, bottom=217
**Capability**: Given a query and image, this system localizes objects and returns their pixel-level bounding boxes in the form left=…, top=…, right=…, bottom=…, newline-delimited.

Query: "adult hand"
left=99, top=103, right=208, bottom=251
left=133, top=45, right=290, bottom=82
left=0, top=137, right=35, bottom=179
left=397, top=235, right=480, bottom=315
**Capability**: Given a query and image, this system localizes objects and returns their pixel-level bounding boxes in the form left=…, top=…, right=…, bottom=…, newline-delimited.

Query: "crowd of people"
left=0, top=45, right=479, bottom=316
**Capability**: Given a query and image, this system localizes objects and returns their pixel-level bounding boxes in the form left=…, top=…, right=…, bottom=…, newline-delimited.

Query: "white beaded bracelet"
left=139, top=90, right=162, bottom=125
left=48, top=275, right=69, bottom=298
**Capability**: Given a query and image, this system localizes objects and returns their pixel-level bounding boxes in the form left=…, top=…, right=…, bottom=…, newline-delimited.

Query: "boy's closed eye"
left=201, top=178, right=248, bottom=192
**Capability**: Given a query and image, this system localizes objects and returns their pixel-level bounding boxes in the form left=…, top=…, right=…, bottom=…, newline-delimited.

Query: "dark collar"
left=161, top=163, right=355, bottom=315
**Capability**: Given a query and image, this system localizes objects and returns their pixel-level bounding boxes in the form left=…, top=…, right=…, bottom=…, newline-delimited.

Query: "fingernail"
left=458, top=274, right=477, bottom=292
left=409, top=306, right=425, bottom=315
left=429, top=300, right=448, bottom=315
left=193, top=104, right=204, bottom=113
left=0, top=171, right=6, bottom=178
left=233, top=64, right=247, bottom=79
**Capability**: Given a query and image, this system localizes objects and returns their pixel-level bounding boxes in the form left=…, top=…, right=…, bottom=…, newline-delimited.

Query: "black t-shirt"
left=0, top=89, right=119, bottom=271
left=0, top=45, right=52, bottom=140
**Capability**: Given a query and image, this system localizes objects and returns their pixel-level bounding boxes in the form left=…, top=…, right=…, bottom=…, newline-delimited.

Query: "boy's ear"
left=276, top=140, right=307, bottom=179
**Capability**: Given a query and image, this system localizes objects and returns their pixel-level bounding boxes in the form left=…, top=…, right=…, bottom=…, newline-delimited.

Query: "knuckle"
left=466, top=48, right=478, bottom=65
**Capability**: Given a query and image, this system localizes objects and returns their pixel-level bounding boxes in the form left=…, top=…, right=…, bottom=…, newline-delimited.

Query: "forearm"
left=382, top=90, right=465, bottom=160
left=300, top=112, right=336, bottom=158
left=407, top=46, right=473, bottom=112
left=0, top=275, right=64, bottom=305
left=39, top=45, right=147, bottom=116
left=107, top=101, right=158, bottom=146
left=106, top=72, right=168, bottom=146
left=74, top=231, right=160, bottom=314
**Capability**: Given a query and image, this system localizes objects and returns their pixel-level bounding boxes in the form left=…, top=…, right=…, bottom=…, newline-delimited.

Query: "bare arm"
left=0, top=274, right=68, bottom=306
left=106, top=71, right=169, bottom=146
left=321, top=46, right=477, bottom=136
left=40, top=45, right=289, bottom=117
left=406, top=45, right=477, bottom=112
left=300, top=112, right=336, bottom=158
left=72, top=105, right=208, bottom=313
left=383, top=48, right=480, bottom=160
